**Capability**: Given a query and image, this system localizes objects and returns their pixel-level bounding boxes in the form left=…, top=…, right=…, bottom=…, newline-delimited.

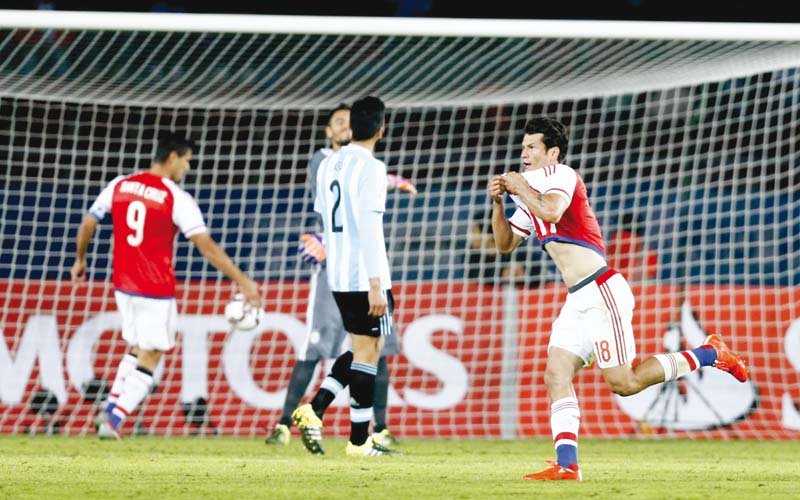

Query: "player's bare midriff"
left=544, top=240, right=608, bottom=288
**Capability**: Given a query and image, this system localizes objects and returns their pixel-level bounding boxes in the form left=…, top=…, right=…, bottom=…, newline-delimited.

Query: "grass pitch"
left=1, top=436, right=797, bottom=499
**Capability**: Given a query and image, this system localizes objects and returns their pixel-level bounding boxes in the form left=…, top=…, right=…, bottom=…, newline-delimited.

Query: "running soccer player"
left=489, top=117, right=749, bottom=480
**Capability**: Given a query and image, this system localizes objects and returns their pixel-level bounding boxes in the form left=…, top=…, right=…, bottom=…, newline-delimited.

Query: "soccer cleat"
left=291, top=404, right=324, bottom=455
left=345, top=436, right=401, bottom=457
left=265, top=424, right=291, bottom=445
left=704, top=334, right=749, bottom=383
left=523, top=459, right=581, bottom=481
left=96, top=421, right=119, bottom=440
left=98, top=405, right=122, bottom=441
left=371, top=428, right=398, bottom=447
left=93, top=405, right=108, bottom=430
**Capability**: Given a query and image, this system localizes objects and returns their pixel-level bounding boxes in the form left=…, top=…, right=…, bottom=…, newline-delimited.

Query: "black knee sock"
left=349, top=361, right=377, bottom=446
left=311, top=351, right=353, bottom=418
left=372, top=357, right=389, bottom=433
left=279, top=360, right=318, bottom=426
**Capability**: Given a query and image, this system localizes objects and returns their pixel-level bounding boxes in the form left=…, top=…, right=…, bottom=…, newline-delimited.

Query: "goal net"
left=1, top=12, right=799, bottom=438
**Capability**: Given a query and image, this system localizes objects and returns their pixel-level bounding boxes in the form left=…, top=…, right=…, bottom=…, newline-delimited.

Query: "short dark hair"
left=350, top=96, right=385, bottom=141
left=524, top=117, right=569, bottom=162
left=326, top=103, right=350, bottom=125
left=155, top=131, right=195, bottom=163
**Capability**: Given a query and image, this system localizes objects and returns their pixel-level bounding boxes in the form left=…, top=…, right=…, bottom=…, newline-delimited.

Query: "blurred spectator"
left=606, top=212, right=658, bottom=283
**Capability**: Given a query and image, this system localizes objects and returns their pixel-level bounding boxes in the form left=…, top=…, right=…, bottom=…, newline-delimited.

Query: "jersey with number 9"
left=89, top=172, right=207, bottom=298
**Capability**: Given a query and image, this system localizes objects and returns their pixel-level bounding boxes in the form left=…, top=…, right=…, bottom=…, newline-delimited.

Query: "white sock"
left=654, top=351, right=700, bottom=382
left=108, top=354, right=138, bottom=404
left=320, top=375, right=344, bottom=397
left=550, top=396, right=580, bottom=468
left=113, top=368, right=153, bottom=420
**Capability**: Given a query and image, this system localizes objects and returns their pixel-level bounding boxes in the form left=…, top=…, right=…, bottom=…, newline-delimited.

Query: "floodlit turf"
left=1, top=436, right=798, bottom=499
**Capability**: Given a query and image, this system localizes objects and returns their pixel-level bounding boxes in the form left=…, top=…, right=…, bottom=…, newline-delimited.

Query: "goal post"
left=1, top=11, right=799, bottom=438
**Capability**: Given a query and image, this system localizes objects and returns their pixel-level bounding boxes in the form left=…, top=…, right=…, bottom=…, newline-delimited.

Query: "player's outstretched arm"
left=386, top=173, right=418, bottom=195
left=71, top=213, right=99, bottom=282
left=298, top=232, right=326, bottom=266
left=189, top=233, right=261, bottom=307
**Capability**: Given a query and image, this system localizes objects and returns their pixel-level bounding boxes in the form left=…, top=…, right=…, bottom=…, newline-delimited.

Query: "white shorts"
left=549, top=267, right=636, bottom=369
left=114, top=290, right=178, bottom=351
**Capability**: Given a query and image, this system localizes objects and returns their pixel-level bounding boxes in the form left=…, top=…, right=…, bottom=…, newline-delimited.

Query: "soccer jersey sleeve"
left=313, top=160, right=325, bottom=217
left=539, top=164, right=578, bottom=203
left=508, top=207, right=534, bottom=239
left=308, top=149, right=331, bottom=200
left=164, top=180, right=207, bottom=238
left=306, top=150, right=330, bottom=230
left=88, top=175, right=125, bottom=221
left=359, top=160, right=387, bottom=213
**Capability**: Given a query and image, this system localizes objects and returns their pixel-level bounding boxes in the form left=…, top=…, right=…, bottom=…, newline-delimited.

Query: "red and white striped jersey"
left=89, top=172, right=207, bottom=298
left=507, top=164, right=606, bottom=257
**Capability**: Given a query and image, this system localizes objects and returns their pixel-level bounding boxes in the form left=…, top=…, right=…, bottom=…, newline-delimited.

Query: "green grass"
left=0, top=436, right=798, bottom=499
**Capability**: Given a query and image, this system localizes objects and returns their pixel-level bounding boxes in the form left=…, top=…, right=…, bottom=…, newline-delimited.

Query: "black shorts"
left=332, top=290, right=395, bottom=337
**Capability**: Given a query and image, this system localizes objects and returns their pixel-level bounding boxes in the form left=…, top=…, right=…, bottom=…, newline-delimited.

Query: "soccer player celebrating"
left=489, top=117, right=749, bottom=480
left=265, top=104, right=414, bottom=450
left=291, top=96, right=399, bottom=456
left=71, top=132, right=261, bottom=439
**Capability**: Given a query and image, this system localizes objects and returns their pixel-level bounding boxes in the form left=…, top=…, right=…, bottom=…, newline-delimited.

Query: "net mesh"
left=1, top=20, right=799, bottom=438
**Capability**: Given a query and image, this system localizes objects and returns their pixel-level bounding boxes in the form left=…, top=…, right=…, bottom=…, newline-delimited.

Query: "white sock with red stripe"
left=112, top=367, right=154, bottom=422
left=551, top=396, right=580, bottom=470
left=107, top=354, right=137, bottom=405
left=654, top=351, right=700, bottom=381
left=655, top=346, right=718, bottom=381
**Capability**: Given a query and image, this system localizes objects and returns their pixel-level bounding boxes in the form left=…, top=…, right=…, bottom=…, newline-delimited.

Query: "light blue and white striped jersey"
left=314, top=143, right=391, bottom=292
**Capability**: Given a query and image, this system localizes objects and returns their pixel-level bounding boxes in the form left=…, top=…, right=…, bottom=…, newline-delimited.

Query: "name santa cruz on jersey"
left=89, top=172, right=207, bottom=298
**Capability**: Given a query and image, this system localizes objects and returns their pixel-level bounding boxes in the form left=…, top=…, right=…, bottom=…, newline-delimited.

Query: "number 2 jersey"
left=507, top=164, right=606, bottom=257
left=89, top=172, right=208, bottom=298
left=313, top=143, right=392, bottom=292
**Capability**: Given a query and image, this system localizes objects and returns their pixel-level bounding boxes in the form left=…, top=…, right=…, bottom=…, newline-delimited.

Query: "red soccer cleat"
left=523, top=460, right=582, bottom=481
left=704, top=334, right=749, bottom=383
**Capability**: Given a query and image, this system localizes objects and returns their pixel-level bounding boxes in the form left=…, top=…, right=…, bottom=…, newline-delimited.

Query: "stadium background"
left=1, top=8, right=799, bottom=440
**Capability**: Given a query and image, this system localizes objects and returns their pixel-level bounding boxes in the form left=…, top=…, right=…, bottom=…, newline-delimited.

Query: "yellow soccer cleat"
left=291, top=404, right=324, bottom=455
left=371, top=428, right=398, bottom=447
left=265, top=423, right=290, bottom=445
left=346, top=436, right=401, bottom=457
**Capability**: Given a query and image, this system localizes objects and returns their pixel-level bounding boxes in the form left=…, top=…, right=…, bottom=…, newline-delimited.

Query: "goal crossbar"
left=2, top=10, right=800, bottom=41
